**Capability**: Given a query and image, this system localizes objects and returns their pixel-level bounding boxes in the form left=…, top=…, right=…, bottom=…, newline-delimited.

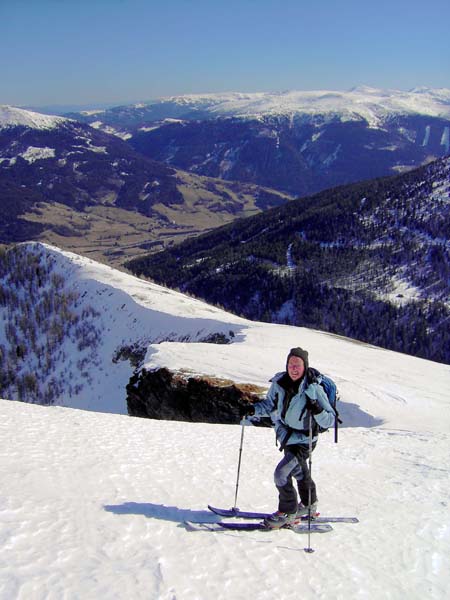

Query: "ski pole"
left=304, top=413, right=314, bottom=554
left=233, top=420, right=246, bottom=511
left=334, top=391, right=340, bottom=444
left=335, top=414, right=338, bottom=444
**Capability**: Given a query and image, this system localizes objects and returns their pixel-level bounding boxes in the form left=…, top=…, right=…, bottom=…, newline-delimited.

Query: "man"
left=243, top=347, right=336, bottom=528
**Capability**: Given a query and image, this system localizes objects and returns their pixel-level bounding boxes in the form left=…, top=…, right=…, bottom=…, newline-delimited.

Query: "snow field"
left=1, top=400, right=449, bottom=600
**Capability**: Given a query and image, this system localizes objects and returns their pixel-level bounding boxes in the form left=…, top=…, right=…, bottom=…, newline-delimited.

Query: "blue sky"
left=1, top=0, right=449, bottom=108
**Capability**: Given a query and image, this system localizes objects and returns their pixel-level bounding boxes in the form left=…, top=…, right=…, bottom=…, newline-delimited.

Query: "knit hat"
left=286, top=347, right=309, bottom=372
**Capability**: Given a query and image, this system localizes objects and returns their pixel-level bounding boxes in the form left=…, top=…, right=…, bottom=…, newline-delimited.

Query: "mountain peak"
left=348, top=85, right=383, bottom=94
left=0, top=105, right=69, bottom=130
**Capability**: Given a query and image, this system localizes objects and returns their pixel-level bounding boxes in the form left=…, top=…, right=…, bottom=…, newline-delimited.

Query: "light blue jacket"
left=253, top=371, right=336, bottom=446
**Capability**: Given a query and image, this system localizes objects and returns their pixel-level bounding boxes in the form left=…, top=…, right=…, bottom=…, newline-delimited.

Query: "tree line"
left=0, top=245, right=102, bottom=404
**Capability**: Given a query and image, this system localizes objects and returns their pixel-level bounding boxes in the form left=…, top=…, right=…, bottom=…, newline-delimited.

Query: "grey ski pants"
left=274, top=444, right=317, bottom=513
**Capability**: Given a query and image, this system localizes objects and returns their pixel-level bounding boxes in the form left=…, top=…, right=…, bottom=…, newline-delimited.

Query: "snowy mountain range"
left=2, top=88, right=449, bottom=266
left=1, top=240, right=449, bottom=598
left=66, top=86, right=450, bottom=197
left=71, top=86, right=450, bottom=128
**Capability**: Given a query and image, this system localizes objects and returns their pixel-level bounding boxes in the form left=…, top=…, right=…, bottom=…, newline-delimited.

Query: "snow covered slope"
left=1, top=394, right=449, bottom=599
left=0, top=242, right=247, bottom=412
left=1, top=242, right=449, bottom=598
left=0, top=105, right=69, bottom=130
left=1, top=242, right=448, bottom=431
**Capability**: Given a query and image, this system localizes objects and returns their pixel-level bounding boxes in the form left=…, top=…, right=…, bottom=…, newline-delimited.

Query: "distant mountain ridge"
left=127, top=155, right=450, bottom=364
left=69, top=87, right=450, bottom=127
left=65, top=87, right=450, bottom=197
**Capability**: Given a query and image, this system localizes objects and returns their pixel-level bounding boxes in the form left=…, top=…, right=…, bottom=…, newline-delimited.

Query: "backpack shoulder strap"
left=306, top=366, right=320, bottom=384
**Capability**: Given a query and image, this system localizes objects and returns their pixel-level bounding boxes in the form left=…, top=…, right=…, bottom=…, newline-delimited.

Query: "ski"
left=208, top=505, right=268, bottom=519
left=219, top=520, right=332, bottom=533
left=207, top=505, right=358, bottom=523
left=185, top=520, right=332, bottom=533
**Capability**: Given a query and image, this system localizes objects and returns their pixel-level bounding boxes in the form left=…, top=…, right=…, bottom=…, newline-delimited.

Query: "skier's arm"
left=252, top=380, right=278, bottom=419
left=305, top=384, right=336, bottom=429
left=252, top=381, right=291, bottom=444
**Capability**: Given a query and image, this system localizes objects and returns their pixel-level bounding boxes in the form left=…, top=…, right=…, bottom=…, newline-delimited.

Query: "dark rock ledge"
left=126, top=367, right=266, bottom=424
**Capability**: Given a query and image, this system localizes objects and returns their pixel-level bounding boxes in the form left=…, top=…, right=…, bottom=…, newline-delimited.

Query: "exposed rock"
left=126, top=367, right=266, bottom=424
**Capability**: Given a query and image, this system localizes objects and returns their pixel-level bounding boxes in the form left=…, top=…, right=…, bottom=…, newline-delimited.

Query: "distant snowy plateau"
left=0, top=242, right=449, bottom=599
left=83, top=86, right=450, bottom=127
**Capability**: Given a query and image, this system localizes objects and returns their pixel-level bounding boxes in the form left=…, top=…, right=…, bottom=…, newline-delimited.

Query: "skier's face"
left=287, top=356, right=305, bottom=381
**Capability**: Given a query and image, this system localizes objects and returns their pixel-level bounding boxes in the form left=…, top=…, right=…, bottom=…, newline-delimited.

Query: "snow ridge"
left=155, top=87, right=450, bottom=126
left=0, top=105, right=69, bottom=130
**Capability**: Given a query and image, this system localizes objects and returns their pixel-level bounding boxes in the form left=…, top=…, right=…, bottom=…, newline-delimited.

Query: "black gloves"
left=239, top=403, right=255, bottom=418
left=306, top=397, right=322, bottom=415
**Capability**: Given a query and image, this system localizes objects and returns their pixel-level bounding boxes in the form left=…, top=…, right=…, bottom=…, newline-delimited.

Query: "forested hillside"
left=128, top=157, right=450, bottom=364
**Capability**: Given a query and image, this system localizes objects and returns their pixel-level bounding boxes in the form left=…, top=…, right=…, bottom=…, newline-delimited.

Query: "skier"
left=241, top=347, right=336, bottom=529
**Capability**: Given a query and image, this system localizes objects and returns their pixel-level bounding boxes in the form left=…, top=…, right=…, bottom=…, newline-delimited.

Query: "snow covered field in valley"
left=1, top=244, right=449, bottom=599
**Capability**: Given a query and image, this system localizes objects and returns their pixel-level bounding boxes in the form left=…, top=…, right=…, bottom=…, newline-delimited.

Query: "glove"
left=306, top=397, right=322, bottom=415
left=238, top=402, right=255, bottom=419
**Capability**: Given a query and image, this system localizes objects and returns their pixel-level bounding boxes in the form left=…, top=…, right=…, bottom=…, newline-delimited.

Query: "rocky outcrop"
left=126, top=367, right=267, bottom=424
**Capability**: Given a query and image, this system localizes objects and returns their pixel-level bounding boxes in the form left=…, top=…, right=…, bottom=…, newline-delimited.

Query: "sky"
left=1, top=0, right=449, bottom=109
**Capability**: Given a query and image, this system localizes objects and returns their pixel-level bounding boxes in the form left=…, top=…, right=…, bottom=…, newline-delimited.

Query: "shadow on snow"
left=338, top=402, right=385, bottom=428
left=104, top=502, right=218, bottom=524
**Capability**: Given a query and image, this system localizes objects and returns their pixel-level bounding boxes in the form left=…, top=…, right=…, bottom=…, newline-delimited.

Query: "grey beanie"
left=286, top=347, right=309, bottom=372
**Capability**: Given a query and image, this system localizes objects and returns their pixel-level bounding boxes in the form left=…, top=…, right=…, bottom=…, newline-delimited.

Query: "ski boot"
left=297, top=501, right=319, bottom=518
left=263, top=510, right=298, bottom=529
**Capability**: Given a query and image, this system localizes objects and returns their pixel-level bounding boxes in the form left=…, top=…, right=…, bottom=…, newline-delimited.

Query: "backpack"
left=307, top=367, right=342, bottom=443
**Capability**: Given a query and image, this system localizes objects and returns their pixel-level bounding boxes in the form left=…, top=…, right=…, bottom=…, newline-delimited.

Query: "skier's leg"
left=297, top=476, right=317, bottom=506
left=294, top=444, right=318, bottom=506
left=273, top=450, right=300, bottom=514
